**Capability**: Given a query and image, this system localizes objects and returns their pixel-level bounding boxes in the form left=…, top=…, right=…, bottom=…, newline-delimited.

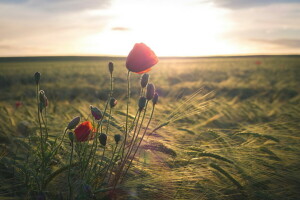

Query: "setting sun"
left=81, top=0, right=237, bottom=56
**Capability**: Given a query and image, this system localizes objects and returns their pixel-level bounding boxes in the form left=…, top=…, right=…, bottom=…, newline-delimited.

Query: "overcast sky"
left=0, top=0, right=300, bottom=56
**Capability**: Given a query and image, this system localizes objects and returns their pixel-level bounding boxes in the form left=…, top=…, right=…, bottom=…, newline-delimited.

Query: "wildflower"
left=153, top=93, right=159, bottom=105
left=90, top=106, right=103, bottom=120
left=74, top=121, right=94, bottom=142
left=146, top=83, right=155, bottom=100
left=141, top=73, right=149, bottom=88
left=138, top=96, right=147, bottom=111
left=110, top=97, right=117, bottom=108
left=108, top=62, right=114, bottom=75
left=67, top=116, right=81, bottom=130
left=99, top=133, right=107, bottom=146
left=126, top=43, right=158, bottom=74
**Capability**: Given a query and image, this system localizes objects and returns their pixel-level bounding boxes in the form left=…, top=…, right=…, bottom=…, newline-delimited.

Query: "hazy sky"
left=0, top=0, right=300, bottom=56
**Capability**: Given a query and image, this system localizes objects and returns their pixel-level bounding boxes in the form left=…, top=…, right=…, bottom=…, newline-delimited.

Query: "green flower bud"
left=108, top=62, right=114, bottom=75
left=138, top=96, right=147, bottom=111
left=114, top=134, right=121, bottom=144
left=68, top=132, right=74, bottom=143
left=99, top=133, right=107, bottom=146
left=146, top=83, right=155, bottom=100
left=140, top=73, right=149, bottom=88
left=34, top=72, right=41, bottom=85
left=152, top=93, right=159, bottom=105
left=110, top=97, right=117, bottom=108
left=67, top=116, right=80, bottom=130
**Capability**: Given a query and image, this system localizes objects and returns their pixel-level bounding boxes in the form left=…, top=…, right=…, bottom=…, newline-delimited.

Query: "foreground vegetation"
left=0, top=56, right=300, bottom=199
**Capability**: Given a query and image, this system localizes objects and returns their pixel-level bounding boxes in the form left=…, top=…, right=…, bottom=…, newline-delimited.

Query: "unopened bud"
left=110, top=97, right=117, bottom=108
left=90, top=106, right=103, bottom=120
left=39, top=90, right=48, bottom=110
left=108, top=62, right=114, bottom=75
left=138, top=96, right=147, bottom=111
left=68, top=132, right=74, bottom=143
left=140, top=73, right=149, bottom=88
left=152, top=93, right=159, bottom=105
left=114, top=134, right=121, bottom=144
left=67, top=116, right=80, bottom=130
left=34, top=72, right=41, bottom=85
left=146, top=83, right=155, bottom=100
left=99, top=133, right=107, bottom=146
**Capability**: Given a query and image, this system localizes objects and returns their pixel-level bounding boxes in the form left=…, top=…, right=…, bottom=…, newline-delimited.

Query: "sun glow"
left=80, top=0, right=237, bottom=56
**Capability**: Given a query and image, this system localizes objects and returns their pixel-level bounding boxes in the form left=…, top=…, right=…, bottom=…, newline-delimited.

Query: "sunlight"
left=81, top=0, right=238, bottom=56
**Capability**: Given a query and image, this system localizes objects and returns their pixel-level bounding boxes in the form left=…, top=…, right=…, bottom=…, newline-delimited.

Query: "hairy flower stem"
left=99, top=143, right=118, bottom=186
left=121, top=103, right=155, bottom=183
left=49, top=128, right=67, bottom=159
left=122, top=71, right=131, bottom=161
left=68, top=141, right=74, bottom=200
left=112, top=108, right=143, bottom=190
left=36, top=83, right=45, bottom=191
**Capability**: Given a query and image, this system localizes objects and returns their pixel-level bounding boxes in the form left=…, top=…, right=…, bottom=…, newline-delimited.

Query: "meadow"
left=0, top=55, right=300, bottom=199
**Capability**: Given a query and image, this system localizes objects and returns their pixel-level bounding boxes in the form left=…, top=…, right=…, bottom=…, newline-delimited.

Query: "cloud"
left=211, top=0, right=300, bottom=9
left=252, top=38, right=300, bottom=48
left=111, top=27, right=130, bottom=31
left=0, top=0, right=111, bottom=12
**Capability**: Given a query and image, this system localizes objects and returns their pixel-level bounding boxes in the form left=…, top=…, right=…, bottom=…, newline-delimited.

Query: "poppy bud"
left=138, top=96, right=147, bottom=111
left=90, top=105, right=103, bottom=120
left=99, top=133, right=107, bottom=146
left=68, top=132, right=74, bottom=143
left=108, top=62, right=114, bottom=75
left=146, top=83, right=155, bottom=100
left=34, top=72, right=41, bottom=85
left=110, top=97, right=117, bottom=108
left=67, top=116, right=80, bottom=130
left=39, top=90, right=48, bottom=110
left=153, top=93, right=159, bottom=105
left=114, top=134, right=121, bottom=144
left=140, top=73, right=149, bottom=88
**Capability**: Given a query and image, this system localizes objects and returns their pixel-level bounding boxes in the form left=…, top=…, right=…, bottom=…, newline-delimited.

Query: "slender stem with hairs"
left=68, top=141, right=74, bottom=199
left=122, top=71, right=131, bottom=160
left=121, top=103, right=155, bottom=183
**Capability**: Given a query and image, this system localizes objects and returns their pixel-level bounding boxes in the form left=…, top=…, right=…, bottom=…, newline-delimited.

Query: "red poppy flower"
left=74, top=121, right=94, bottom=142
left=126, top=43, right=158, bottom=74
left=15, top=101, right=22, bottom=108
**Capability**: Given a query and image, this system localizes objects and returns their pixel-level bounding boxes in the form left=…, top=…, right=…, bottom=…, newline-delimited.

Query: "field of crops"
left=0, top=56, right=300, bottom=199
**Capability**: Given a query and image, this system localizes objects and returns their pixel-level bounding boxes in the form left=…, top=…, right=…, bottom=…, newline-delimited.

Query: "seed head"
left=67, top=116, right=80, bottom=130
left=140, top=73, right=149, bottom=88
left=146, top=83, right=155, bottom=100
left=110, top=97, right=117, bottom=108
left=99, top=133, right=107, bottom=146
left=114, top=134, right=121, bottom=144
left=152, top=93, right=159, bottom=105
left=34, top=72, right=41, bottom=85
left=138, top=96, right=147, bottom=111
left=90, top=105, right=103, bottom=120
left=108, top=62, right=114, bottom=75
